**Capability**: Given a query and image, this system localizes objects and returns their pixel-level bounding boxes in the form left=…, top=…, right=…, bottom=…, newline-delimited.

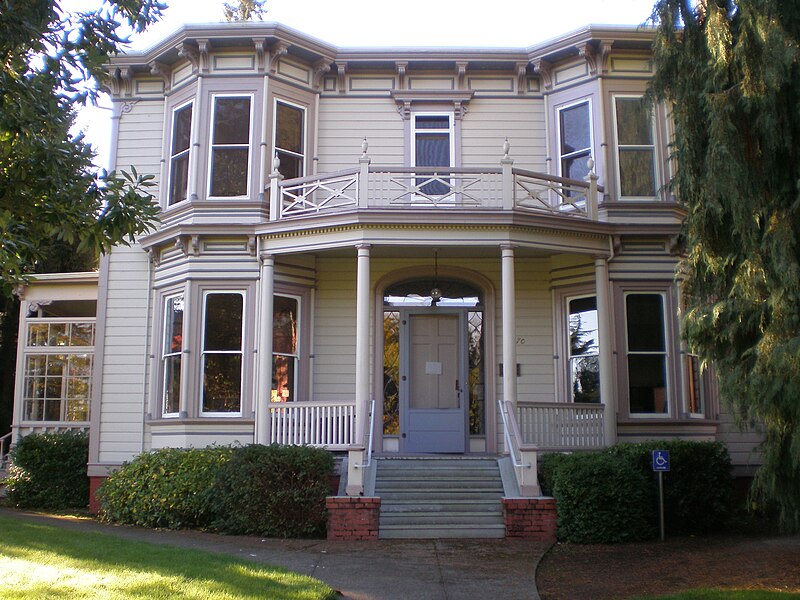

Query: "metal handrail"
left=498, top=400, right=531, bottom=469
left=355, top=398, right=376, bottom=469
left=1, top=431, right=12, bottom=469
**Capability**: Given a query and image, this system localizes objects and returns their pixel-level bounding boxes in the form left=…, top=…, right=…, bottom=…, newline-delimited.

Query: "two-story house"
left=8, top=21, right=762, bottom=539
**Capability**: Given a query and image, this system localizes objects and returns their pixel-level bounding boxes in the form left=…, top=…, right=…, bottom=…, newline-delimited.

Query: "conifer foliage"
left=650, top=0, right=800, bottom=529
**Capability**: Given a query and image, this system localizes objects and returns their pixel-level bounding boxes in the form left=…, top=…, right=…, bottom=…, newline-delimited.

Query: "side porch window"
left=625, top=292, right=669, bottom=415
left=272, top=295, right=299, bottom=403
left=567, top=295, right=600, bottom=403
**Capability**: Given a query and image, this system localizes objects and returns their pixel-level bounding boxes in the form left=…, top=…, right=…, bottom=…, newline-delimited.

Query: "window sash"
left=201, top=291, right=245, bottom=415
left=274, top=100, right=306, bottom=180
left=614, top=96, right=657, bottom=198
left=208, top=95, right=252, bottom=198
left=558, top=100, right=592, bottom=182
left=567, top=295, right=600, bottom=403
left=168, top=102, right=193, bottom=205
left=411, top=113, right=454, bottom=196
left=625, top=292, right=669, bottom=416
left=272, top=294, right=299, bottom=403
left=161, top=294, right=184, bottom=416
left=23, top=353, right=92, bottom=422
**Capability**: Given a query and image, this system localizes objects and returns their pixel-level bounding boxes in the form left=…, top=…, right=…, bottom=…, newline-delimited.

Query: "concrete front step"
left=380, top=500, right=501, bottom=512
left=381, top=512, right=505, bottom=527
left=379, top=523, right=506, bottom=539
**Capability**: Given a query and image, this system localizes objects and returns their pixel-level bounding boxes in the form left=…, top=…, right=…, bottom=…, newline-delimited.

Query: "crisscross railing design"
left=513, top=169, right=593, bottom=217
left=279, top=169, right=359, bottom=217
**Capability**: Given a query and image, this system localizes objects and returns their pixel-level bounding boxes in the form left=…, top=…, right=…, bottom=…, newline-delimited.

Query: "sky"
left=65, top=0, right=659, bottom=169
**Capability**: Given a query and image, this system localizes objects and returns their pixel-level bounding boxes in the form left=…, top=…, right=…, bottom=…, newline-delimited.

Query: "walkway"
left=1, top=508, right=550, bottom=600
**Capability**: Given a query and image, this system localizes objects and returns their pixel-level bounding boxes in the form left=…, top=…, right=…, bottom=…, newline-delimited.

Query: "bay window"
left=614, top=95, right=657, bottom=198
left=209, top=95, right=252, bottom=197
left=625, top=292, right=669, bottom=415
left=558, top=100, right=593, bottom=182
left=161, top=294, right=184, bottom=416
left=201, top=292, right=245, bottom=415
left=168, top=101, right=193, bottom=205
left=274, top=100, right=306, bottom=180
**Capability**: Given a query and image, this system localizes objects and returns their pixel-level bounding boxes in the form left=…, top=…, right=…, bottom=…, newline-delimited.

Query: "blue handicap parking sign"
left=652, top=450, right=670, bottom=472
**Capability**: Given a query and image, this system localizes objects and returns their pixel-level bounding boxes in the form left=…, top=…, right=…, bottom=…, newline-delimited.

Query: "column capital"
left=259, top=250, right=274, bottom=265
left=500, top=244, right=516, bottom=255
left=356, top=243, right=372, bottom=253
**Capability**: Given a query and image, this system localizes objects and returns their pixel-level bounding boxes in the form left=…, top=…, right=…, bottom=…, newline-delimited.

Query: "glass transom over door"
left=404, top=313, right=466, bottom=453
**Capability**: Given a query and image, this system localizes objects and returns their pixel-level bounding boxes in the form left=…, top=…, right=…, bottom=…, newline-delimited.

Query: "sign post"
left=652, top=450, right=670, bottom=541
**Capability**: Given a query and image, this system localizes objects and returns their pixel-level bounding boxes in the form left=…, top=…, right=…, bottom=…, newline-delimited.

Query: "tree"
left=0, top=0, right=166, bottom=297
left=650, top=0, right=800, bottom=530
left=223, top=0, right=267, bottom=22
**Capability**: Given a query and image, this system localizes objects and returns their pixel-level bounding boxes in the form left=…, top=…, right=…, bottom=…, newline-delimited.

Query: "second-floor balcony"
left=268, top=140, right=600, bottom=223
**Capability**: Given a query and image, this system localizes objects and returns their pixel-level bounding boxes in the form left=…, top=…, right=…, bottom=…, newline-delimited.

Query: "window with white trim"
left=22, top=320, right=94, bottom=422
left=625, top=292, right=669, bottom=415
left=201, top=291, right=244, bottom=415
left=209, top=95, right=252, bottom=197
left=614, top=95, right=657, bottom=198
left=271, top=295, right=299, bottom=403
left=558, top=100, right=593, bottom=182
left=168, top=101, right=193, bottom=205
left=161, top=294, right=184, bottom=416
left=412, top=113, right=454, bottom=196
left=273, top=100, right=306, bottom=180
left=567, top=295, right=600, bottom=403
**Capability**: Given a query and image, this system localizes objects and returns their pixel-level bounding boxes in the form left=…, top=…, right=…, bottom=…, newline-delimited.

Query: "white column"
left=501, top=245, right=518, bottom=409
left=255, top=252, right=275, bottom=445
left=354, top=244, right=372, bottom=444
left=594, top=256, right=617, bottom=445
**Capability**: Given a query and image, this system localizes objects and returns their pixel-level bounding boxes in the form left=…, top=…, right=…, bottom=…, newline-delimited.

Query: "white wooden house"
left=8, top=22, right=762, bottom=537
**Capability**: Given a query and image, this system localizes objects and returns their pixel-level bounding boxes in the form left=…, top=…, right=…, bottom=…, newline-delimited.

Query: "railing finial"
left=503, top=137, right=510, bottom=160
left=271, top=153, right=281, bottom=176
left=361, top=137, right=369, bottom=159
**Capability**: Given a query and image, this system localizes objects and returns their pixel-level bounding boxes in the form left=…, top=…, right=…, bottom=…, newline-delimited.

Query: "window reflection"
left=568, top=296, right=600, bottom=403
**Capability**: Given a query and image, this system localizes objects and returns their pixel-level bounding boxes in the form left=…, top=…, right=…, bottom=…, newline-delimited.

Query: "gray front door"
left=403, top=313, right=466, bottom=453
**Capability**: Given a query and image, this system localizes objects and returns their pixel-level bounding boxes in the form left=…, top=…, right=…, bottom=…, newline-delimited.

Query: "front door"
left=403, top=313, right=466, bottom=453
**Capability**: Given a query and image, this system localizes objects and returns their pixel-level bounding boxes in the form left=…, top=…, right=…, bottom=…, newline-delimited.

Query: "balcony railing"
left=516, top=401, right=605, bottom=451
left=268, top=400, right=355, bottom=450
left=268, top=139, right=599, bottom=221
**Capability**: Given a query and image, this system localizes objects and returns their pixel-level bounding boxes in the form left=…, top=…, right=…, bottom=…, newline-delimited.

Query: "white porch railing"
left=498, top=400, right=540, bottom=497
left=1, top=431, right=11, bottom=469
left=516, top=401, right=605, bottom=451
left=268, top=400, right=356, bottom=450
left=268, top=139, right=600, bottom=221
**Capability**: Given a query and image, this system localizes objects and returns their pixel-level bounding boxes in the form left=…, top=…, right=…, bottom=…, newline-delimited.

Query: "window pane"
left=204, top=294, right=243, bottom=351
left=169, top=153, right=190, bottom=204
left=203, top=354, right=242, bottom=412
left=619, top=149, right=656, bottom=196
left=210, top=148, right=249, bottom=197
left=172, top=104, right=193, bottom=154
left=560, top=102, right=590, bottom=155
left=616, top=98, right=653, bottom=145
left=628, top=354, right=668, bottom=413
left=163, top=355, right=181, bottom=414
left=273, top=296, right=297, bottom=355
left=71, top=323, right=95, bottom=346
left=46, top=355, right=66, bottom=376
left=562, top=152, right=591, bottom=182
left=66, top=397, right=89, bottom=422
left=164, top=296, right=184, bottom=354
left=383, top=311, right=400, bottom=435
left=272, top=355, right=295, bottom=403
left=276, top=150, right=303, bottom=180
left=28, top=323, right=48, bottom=346
left=213, top=97, right=251, bottom=144
left=415, top=115, right=449, bottom=130
left=49, top=324, right=68, bottom=346
left=570, top=355, right=600, bottom=403
left=416, top=134, right=450, bottom=168
left=626, top=294, right=665, bottom=351
left=276, top=102, right=304, bottom=154
left=569, top=297, right=598, bottom=356
left=468, top=310, right=485, bottom=435
left=44, top=398, right=62, bottom=421
left=70, top=354, right=93, bottom=377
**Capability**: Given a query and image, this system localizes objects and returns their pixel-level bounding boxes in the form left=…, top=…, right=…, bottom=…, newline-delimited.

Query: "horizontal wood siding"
left=717, top=409, right=764, bottom=472
left=317, top=97, right=404, bottom=172
left=461, top=98, right=546, bottom=172
left=114, top=99, right=164, bottom=191
left=97, top=245, right=151, bottom=464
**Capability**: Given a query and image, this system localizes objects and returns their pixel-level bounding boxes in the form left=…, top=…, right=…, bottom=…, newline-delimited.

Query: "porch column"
left=354, top=244, right=372, bottom=444
left=594, top=256, right=617, bottom=445
left=255, top=252, right=275, bottom=445
left=501, top=245, right=518, bottom=409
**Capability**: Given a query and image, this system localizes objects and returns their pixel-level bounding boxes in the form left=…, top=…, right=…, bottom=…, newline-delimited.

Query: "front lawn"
left=640, top=591, right=800, bottom=599
left=0, top=515, right=337, bottom=599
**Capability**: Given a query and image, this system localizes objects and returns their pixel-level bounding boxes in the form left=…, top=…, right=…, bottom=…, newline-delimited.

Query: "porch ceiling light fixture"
left=430, top=249, right=442, bottom=305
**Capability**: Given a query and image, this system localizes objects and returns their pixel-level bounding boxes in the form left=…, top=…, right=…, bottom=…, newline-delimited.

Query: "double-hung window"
left=271, top=295, right=299, bottom=403
left=625, top=293, right=669, bottom=415
left=412, top=113, right=454, bottom=196
left=209, top=95, right=252, bottom=197
left=558, top=100, right=593, bottom=182
left=168, top=102, right=193, bottom=205
left=201, top=292, right=245, bottom=415
left=274, top=100, right=305, bottom=180
left=614, top=95, right=657, bottom=198
left=567, top=296, right=600, bottom=403
left=161, top=294, right=184, bottom=416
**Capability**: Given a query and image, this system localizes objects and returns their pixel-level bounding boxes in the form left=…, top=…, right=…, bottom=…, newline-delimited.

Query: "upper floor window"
left=209, top=95, right=252, bottom=198
left=614, top=96, right=657, bottom=198
left=161, top=294, right=184, bottom=416
left=558, top=100, right=593, bottom=181
left=274, top=100, right=306, bottom=180
left=201, top=291, right=244, bottom=415
left=168, top=102, right=193, bottom=206
left=567, top=296, right=600, bottom=403
left=625, top=292, right=668, bottom=416
left=412, top=113, right=454, bottom=196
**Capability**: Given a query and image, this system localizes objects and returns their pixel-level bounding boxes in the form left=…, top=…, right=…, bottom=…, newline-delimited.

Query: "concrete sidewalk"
left=1, top=507, right=550, bottom=600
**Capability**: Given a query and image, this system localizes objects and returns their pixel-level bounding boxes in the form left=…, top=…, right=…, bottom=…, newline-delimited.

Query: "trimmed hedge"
left=98, top=446, right=233, bottom=529
left=98, top=444, right=334, bottom=538
left=541, top=440, right=733, bottom=543
left=212, top=444, right=334, bottom=538
left=4, top=432, right=89, bottom=509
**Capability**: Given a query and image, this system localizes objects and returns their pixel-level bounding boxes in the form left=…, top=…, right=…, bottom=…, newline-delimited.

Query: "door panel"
left=405, top=314, right=465, bottom=453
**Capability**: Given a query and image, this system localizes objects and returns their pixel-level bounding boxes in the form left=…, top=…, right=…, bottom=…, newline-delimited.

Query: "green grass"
left=0, top=515, right=338, bottom=599
left=639, top=590, right=800, bottom=599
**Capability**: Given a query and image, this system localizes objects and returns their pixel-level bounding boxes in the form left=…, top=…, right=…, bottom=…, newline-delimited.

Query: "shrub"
left=4, top=432, right=89, bottom=509
left=548, top=451, right=654, bottom=543
left=605, top=440, right=733, bottom=534
left=212, top=444, right=334, bottom=538
left=98, top=446, right=233, bottom=529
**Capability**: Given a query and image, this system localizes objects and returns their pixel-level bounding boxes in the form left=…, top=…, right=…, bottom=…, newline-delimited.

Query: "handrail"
left=355, top=398, right=376, bottom=469
left=498, top=400, right=530, bottom=469
left=1, top=431, right=12, bottom=469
